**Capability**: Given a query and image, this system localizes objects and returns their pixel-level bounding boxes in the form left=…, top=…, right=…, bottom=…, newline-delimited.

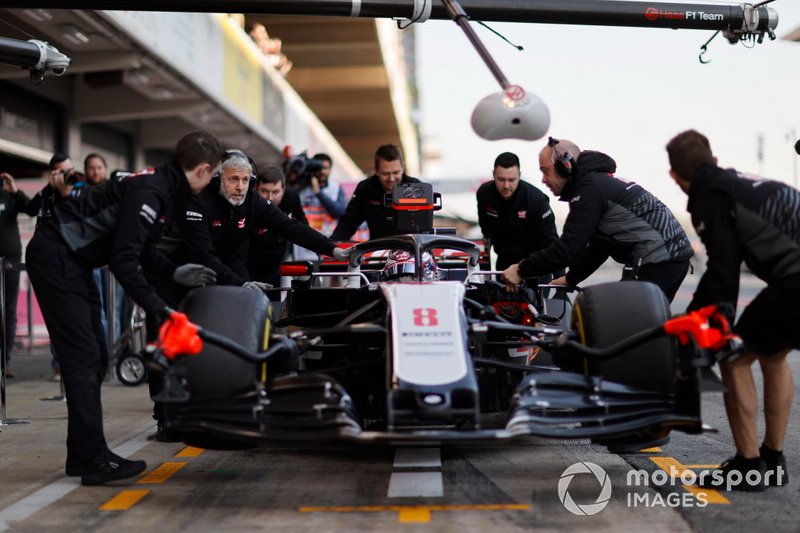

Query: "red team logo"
left=645, top=7, right=659, bottom=20
left=412, top=308, right=438, bottom=326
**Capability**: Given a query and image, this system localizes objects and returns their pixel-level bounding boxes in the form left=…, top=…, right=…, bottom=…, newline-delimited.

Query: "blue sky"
left=416, top=1, right=800, bottom=213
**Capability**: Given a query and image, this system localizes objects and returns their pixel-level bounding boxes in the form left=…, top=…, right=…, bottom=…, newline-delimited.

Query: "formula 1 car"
left=151, top=183, right=733, bottom=451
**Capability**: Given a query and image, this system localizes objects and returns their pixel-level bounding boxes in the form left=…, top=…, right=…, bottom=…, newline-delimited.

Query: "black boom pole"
left=1, top=1, right=779, bottom=34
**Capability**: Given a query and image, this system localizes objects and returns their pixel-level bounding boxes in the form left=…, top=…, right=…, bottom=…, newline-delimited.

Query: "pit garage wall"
left=101, top=11, right=363, bottom=180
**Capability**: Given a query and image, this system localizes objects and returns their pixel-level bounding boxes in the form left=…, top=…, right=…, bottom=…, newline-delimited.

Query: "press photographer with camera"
left=298, top=153, right=346, bottom=227
left=289, top=152, right=347, bottom=260
left=24, top=153, right=86, bottom=220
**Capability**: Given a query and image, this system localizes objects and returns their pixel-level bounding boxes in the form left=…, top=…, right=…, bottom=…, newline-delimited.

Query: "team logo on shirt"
left=517, top=210, right=527, bottom=219
left=185, top=210, right=203, bottom=222
left=485, top=207, right=498, bottom=218
left=541, top=209, right=552, bottom=219
left=237, top=218, right=246, bottom=229
left=139, top=203, right=157, bottom=224
left=211, top=219, right=222, bottom=228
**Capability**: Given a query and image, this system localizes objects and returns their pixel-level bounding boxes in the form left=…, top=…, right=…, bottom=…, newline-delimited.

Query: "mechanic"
left=249, top=165, right=309, bottom=299
left=331, top=144, right=421, bottom=241
left=502, top=137, right=693, bottom=303
left=667, top=129, right=800, bottom=491
left=477, top=151, right=559, bottom=274
left=25, top=131, right=223, bottom=485
left=0, top=172, right=33, bottom=378
left=175, top=150, right=346, bottom=289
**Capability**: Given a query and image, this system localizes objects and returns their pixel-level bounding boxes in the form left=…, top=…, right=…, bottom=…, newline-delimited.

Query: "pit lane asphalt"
left=1, top=272, right=798, bottom=531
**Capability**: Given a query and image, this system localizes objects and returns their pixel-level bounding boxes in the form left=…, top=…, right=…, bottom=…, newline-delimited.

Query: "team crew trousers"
left=26, top=230, right=110, bottom=463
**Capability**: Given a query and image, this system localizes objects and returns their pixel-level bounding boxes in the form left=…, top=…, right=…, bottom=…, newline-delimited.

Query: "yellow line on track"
left=299, top=504, right=531, bottom=523
left=649, top=456, right=730, bottom=504
left=176, top=446, right=204, bottom=458
left=99, top=490, right=150, bottom=511
left=137, top=462, right=187, bottom=484
left=639, top=447, right=662, bottom=453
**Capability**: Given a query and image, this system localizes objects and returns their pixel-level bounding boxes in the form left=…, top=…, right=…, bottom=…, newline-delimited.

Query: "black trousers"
left=629, top=259, right=690, bottom=304
left=26, top=231, right=109, bottom=462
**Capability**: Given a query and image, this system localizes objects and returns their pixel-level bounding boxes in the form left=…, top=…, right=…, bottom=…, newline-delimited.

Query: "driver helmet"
left=383, top=250, right=439, bottom=281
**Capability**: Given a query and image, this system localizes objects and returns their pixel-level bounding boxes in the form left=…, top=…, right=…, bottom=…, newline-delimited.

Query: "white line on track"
left=388, top=472, right=444, bottom=498
left=393, top=448, right=442, bottom=468
left=0, top=422, right=154, bottom=532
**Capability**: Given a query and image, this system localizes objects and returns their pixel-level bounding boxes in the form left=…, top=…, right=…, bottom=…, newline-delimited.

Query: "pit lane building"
left=0, top=9, right=420, bottom=183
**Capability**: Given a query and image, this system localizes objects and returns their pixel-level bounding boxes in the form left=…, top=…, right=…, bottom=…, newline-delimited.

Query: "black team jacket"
left=518, top=151, right=693, bottom=284
left=687, top=164, right=800, bottom=317
left=476, top=179, right=558, bottom=269
left=331, top=174, right=420, bottom=241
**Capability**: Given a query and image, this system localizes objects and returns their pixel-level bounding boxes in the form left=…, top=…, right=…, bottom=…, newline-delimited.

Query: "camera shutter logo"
left=558, top=462, right=612, bottom=516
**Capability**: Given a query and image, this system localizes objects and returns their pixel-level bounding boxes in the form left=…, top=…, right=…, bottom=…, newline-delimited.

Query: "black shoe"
left=760, top=444, right=789, bottom=486
left=155, top=423, right=183, bottom=443
left=65, top=456, right=89, bottom=477
left=80, top=452, right=146, bottom=486
left=699, top=455, right=768, bottom=492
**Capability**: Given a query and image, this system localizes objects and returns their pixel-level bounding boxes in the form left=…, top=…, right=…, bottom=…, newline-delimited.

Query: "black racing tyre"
left=572, top=281, right=675, bottom=395
left=116, top=352, right=147, bottom=386
left=176, top=286, right=272, bottom=397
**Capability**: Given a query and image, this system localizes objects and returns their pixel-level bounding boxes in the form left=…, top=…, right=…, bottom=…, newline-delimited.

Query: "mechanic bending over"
left=158, top=150, right=347, bottom=296
left=477, top=151, right=560, bottom=281
left=502, top=137, right=693, bottom=303
left=667, top=129, right=800, bottom=491
left=25, top=131, right=225, bottom=486
left=249, top=165, right=309, bottom=299
left=331, top=144, right=421, bottom=241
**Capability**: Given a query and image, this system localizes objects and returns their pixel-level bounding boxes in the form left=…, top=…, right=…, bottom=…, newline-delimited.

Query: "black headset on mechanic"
left=548, top=136, right=645, bottom=281
left=547, top=136, right=576, bottom=181
left=214, top=149, right=259, bottom=191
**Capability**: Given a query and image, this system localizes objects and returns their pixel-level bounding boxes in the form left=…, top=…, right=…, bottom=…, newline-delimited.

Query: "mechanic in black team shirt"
left=25, top=131, right=224, bottom=486
left=502, top=137, right=693, bottom=303
left=331, top=144, right=420, bottom=241
left=177, top=150, right=347, bottom=290
left=667, top=129, right=800, bottom=491
left=477, top=151, right=558, bottom=274
left=248, top=165, right=309, bottom=297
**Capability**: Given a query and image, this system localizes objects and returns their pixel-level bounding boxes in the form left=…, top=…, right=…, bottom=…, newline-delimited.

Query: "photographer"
left=294, top=153, right=346, bottom=260
left=298, top=153, right=346, bottom=231
left=24, top=153, right=86, bottom=381
left=25, top=153, right=85, bottom=219
left=331, top=144, right=420, bottom=241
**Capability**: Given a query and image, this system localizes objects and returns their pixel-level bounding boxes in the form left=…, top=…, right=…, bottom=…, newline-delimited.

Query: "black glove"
left=173, top=264, right=217, bottom=287
left=242, top=281, right=272, bottom=292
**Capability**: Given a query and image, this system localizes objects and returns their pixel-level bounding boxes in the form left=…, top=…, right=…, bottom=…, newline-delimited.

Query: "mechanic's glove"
left=242, top=281, right=273, bottom=293
left=173, top=264, right=217, bottom=287
left=332, top=246, right=350, bottom=261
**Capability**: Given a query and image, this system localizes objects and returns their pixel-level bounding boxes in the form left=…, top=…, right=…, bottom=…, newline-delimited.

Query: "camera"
left=283, top=151, right=324, bottom=188
left=60, top=169, right=84, bottom=185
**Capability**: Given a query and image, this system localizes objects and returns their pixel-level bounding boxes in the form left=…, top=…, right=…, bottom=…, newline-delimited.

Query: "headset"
left=548, top=136, right=575, bottom=180
left=214, top=149, right=259, bottom=189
